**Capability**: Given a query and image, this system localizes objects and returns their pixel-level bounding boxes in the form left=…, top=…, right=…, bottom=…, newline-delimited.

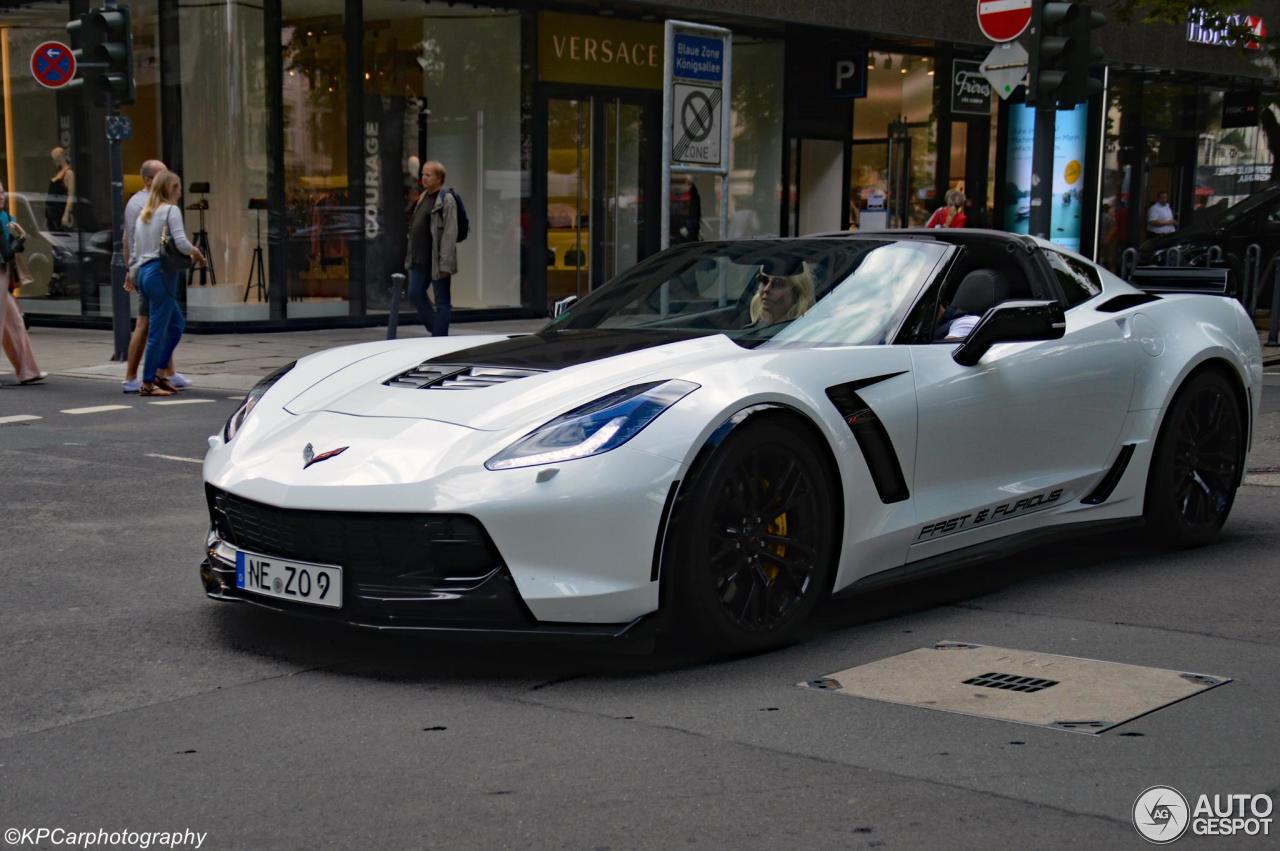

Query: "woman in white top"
left=130, top=171, right=204, bottom=396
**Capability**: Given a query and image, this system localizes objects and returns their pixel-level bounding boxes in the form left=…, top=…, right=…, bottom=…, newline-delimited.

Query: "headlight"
left=485, top=379, right=699, bottom=470
left=222, top=361, right=296, bottom=442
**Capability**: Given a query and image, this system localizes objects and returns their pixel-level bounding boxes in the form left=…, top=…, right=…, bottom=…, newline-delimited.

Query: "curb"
left=49, top=368, right=263, bottom=394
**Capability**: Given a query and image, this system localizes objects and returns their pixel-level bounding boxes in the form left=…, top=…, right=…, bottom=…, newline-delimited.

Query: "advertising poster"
left=361, top=94, right=408, bottom=310
left=1003, top=102, right=1089, bottom=251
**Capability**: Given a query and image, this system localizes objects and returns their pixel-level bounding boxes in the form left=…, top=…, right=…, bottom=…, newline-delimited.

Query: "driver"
left=748, top=261, right=815, bottom=327
left=933, top=302, right=979, bottom=341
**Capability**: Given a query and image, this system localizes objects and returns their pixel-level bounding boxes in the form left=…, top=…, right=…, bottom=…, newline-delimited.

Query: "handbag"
left=160, top=205, right=194, bottom=274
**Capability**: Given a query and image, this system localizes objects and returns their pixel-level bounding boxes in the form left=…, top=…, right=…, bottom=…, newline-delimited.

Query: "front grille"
left=385, top=363, right=544, bottom=390
left=206, top=485, right=500, bottom=581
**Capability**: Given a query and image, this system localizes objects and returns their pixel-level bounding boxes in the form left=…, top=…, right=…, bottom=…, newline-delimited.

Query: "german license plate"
left=235, top=550, right=342, bottom=609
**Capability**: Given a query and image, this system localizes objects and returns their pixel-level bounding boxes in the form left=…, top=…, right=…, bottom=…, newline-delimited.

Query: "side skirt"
left=833, top=517, right=1144, bottom=599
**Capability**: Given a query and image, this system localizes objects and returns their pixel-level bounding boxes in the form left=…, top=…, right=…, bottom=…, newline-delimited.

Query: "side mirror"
left=552, top=294, right=578, bottom=319
left=952, top=299, right=1065, bottom=367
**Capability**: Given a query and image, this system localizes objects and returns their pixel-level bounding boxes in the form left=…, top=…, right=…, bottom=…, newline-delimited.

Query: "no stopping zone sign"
left=672, top=83, right=722, bottom=165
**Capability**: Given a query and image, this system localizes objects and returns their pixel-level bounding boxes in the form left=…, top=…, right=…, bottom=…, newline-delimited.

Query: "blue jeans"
left=408, top=264, right=452, bottom=336
left=138, top=259, right=184, bottom=382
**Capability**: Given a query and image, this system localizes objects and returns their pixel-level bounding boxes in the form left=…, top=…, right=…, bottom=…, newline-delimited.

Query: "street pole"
left=1029, top=104, right=1055, bottom=240
left=107, top=106, right=129, bottom=361
left=104, top=0, right=129, bottom=362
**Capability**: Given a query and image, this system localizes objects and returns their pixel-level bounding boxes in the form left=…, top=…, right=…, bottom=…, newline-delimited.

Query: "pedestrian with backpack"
left=406, top=160, right=465, bottom=336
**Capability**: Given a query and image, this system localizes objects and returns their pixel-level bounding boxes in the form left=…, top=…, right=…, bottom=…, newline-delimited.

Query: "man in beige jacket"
left=406, top=160, right=459, bottom=336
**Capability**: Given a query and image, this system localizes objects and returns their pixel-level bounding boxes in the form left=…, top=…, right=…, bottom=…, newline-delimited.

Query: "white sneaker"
left=122, top=377, right=142, bottom=393
left=168, top=372, right=192, bottom=389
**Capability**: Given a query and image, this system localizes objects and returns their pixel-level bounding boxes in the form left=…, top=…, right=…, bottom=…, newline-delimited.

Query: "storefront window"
left=1194, top=88, right=1278, bottom=222
left=363, top=0, right=524, bottom=314
left=1, top=1, right=161, bottom=318
left=180, top=0, right=270, bottom=321
left=852, top=52, right=936, bottom=228
left=728, top=38, right=783, bottom=239
left=1099, top=76, right=1138, bottom=269
left=280, top=0, right=350, bottom=317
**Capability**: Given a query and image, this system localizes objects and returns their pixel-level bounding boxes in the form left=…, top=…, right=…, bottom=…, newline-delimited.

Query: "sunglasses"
left=757, top=272, right=790, bottom=288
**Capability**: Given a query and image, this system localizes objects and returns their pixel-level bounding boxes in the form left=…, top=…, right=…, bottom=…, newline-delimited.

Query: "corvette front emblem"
left=303, top=442, right=349, bottom=469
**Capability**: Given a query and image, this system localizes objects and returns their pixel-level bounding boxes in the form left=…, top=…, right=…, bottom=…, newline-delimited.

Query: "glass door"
left=601, top=99, right=646, bottom=289
left=544, top=89, right=655, bottom=305
left=850, top=122, right=920, bottom=230
left=546, top=97, right=591, bottom=303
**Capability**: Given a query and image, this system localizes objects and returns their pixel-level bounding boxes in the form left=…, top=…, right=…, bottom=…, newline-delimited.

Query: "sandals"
left=139, top=382, right=173, bottom=397
left=154, top=376, right=181, bottom=393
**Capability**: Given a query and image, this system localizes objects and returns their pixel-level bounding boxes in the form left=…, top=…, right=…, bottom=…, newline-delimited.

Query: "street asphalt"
left=0, top=373, right=1278, bottom=849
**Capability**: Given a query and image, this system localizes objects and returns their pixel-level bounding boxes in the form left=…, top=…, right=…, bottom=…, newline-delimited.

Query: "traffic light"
left=1027, top=1, right=1105, bottom=108
left=65, top=6, right=135, bottom=106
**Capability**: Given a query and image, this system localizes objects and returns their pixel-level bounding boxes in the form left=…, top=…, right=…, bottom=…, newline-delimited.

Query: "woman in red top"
left=926, top=189, right=967, bottom=229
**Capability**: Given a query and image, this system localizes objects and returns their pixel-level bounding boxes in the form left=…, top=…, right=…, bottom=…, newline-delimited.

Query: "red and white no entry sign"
left=976, top=0, right=1033, bottom=43
left=31, top=41, right=76, bottom=89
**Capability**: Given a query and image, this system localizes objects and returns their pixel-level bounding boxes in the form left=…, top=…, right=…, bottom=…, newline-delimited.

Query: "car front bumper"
left=199, top=485, right=648, bottom=638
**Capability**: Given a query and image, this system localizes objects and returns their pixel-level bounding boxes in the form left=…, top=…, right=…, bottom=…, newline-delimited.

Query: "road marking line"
left=61, top=405, right=131, bottom=415
left=226, top=395, right=246, bottom=401
left=1244, top=473, right=1280, bottom=487
left=148, top=398, right=215, bottom=406
left=145, top=453, right=203, bottom=465
left=0, top=414, right=42, bottom=424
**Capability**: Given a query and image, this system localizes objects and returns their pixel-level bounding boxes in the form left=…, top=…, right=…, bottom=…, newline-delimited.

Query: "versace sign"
left=538, top=11, right=663, bottom=89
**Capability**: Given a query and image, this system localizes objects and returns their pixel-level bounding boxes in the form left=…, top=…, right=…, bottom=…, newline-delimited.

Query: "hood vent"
left=385, top=363, right=546, bottom=390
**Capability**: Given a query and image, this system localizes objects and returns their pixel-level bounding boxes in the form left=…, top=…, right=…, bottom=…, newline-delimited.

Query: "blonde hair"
left=141, top=171, right=181, bottom=224
left=945, top=189, right=966, bottom=208
left=749, top=264, right=817, bottom=325
left=422, top=160, right=446, bottom=182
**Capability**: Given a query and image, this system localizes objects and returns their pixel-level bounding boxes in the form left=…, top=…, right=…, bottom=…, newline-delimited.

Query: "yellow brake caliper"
left=763, top=511, right=787, bottom=583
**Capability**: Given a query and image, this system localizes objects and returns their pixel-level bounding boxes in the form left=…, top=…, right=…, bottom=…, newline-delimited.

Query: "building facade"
left=1, top=0, right=1275, bottom=329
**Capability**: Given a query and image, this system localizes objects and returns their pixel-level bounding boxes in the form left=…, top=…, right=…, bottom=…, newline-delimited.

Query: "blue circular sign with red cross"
left=31, top=41, right=76, bottom=90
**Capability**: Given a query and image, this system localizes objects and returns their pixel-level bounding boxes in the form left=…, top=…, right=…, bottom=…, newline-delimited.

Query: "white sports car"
left=201, top=231, right=1263, bottom=651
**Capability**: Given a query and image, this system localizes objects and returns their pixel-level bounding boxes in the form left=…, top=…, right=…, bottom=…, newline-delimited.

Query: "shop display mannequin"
left=47, top=147, right=75, bottom=230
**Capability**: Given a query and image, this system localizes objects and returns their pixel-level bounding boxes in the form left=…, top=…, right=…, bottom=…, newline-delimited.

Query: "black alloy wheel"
left=1145, top=370, right=1244, bottom=547
left=672, top=418, right=836, bottom=653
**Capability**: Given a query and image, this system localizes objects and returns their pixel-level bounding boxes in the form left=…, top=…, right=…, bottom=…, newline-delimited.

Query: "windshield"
left=1218, top=187, right=1280, bottom=226
left=546, top=238, right=949, bottom=348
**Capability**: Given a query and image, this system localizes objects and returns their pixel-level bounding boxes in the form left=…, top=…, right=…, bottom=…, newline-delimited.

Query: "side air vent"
left=1081, top=444, right=1136, bottom=504
left=385, top=364, right=546, bottom=390
left=826, top=374, right=910, bottom=504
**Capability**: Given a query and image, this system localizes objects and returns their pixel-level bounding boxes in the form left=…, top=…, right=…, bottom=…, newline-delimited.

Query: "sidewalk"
left=4, top=319, right=546, bottom=392
left=4, top=320, right=1279, bottom=393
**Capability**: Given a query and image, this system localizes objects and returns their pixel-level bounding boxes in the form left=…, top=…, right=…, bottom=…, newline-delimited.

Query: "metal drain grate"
left=963, top=672, right=1059, bottom=693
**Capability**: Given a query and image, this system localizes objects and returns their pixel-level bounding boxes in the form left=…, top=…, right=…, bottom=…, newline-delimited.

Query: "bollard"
left=1165, top=245, right=1182, bottom=267
left=387, top=272, right=405, bottom=340
left=1121, top=247, right=1138, bottom=281
left=1246, top=244, right=1263, bottom=318
left=1268, top=261, right=1280, bottom=347
left=1208, top=244, right=1223, bottom=264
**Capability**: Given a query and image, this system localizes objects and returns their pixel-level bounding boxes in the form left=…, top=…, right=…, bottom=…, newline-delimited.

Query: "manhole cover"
left=801, top=641, right=1229, bottom=734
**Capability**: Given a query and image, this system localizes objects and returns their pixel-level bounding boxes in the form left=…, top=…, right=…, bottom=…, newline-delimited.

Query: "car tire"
left=670, top=418, right=837, bottom=654
left=1143, top=370, right=1245, bottom=548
